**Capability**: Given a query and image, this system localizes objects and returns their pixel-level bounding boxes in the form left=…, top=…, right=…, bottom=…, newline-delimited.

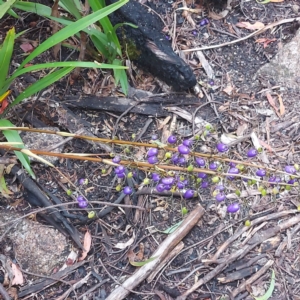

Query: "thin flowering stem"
left=0, top=127, right=299, bottom=178
left=0, top=145, right=298, bottom=185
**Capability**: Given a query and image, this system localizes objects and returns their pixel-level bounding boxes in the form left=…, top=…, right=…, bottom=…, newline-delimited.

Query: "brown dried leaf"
left=127, top=248, right=136, bottom=262
left=136, top=243, right=144, bottom=260
left=11, top=263, right=24, bottom=285
left=266, top=92, right=280, bottom=117
left=208, top=10, right=225, bottom=20
left=259, top=139, right=274, bottom=152
left=256, top=37, right=276, bottom=48
left=236, top=21, right=265, bottom=31
left=223, top=85, right=234, bottom=96
left=78, top=230, right=92, bottom=261
left=20, top=43, right=34, bottom=53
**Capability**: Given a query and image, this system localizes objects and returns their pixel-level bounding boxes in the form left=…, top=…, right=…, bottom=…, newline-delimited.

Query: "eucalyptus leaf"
left=161, top=220, right=183, bottom=234
left=254, top=270, right=275, bottom=300
left=130, top=256, right=157, bottom=267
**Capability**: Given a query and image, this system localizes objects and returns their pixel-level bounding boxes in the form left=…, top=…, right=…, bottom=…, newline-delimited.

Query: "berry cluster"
left=116, top=136, right=299, bottom=215
left=69, top=134, right=299, bottom=216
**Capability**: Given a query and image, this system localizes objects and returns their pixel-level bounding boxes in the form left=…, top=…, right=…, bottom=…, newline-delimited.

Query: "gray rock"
left=22, top=127, right=64, bottom=165
left=256, top=29, right=300, bottom=93
left=0, top=210, right=69, bottom=275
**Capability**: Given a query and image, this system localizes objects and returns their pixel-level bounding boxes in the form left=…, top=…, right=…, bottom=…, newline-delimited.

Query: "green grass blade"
left=113, top=59, right=128, bottom=95
left=10, top=67, right=74, bottom=107
left=4, top=61, right=126, bottom=89
left=13, top=1, right=51, bottom=17
left=58, top=0, right=82, bottom=19
left=0, top=119, right=35, bottom=179
left=90, top=35, right=110, bottom=58
left=0, top=0, right=17, bottom=19
left=0, top=28, right=15, bottom=90
left=88, top=0, right=121, bottom=56
left=18, top=0, right=128, bottom=69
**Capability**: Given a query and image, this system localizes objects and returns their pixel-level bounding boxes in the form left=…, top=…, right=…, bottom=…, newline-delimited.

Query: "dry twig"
left=106, top=204, right=205, bottom=300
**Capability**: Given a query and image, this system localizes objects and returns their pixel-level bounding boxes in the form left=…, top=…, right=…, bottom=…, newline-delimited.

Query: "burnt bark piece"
left=107, top=0, right=197, bottom=91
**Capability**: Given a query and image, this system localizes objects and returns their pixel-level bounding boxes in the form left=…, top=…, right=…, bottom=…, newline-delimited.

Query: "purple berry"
left=183, top=189, right=194, bottom=199
left=151, top=134, right=158, bottom=140
left=178, top=145, right=190, bottom=155
left=229, top=162, right=236, bottom=168
left=117, top=172, right=125, bottom=179
left=216, top=193, right=226, bottom=202
left=78, top=200, right=88, bottom=208
left=195, top=157, right=206, bottom=167
left=288, top=179, right=296, bottom=184
left=269, top=176, right=281, bottom=186
left=192, top=30, right=198, bottom=36
left=198, top=172, right=207, bottom=179
left=227, top=203, right=240, bottom=213
left=171, top=153, right=179, bottom=164
left=285, top=165, right=296, bottom=174
left=147, top=148, right=159, bottom=157
left=167, top=135, right=177, bottom=144
left=156, top=183, right=165, bottom=192
left=183, top=139, right=193, bottom=147
left=78, top=178, right=87, bottom=185
left=123, top=186, right=133, bottom=195
left=148, top=156, right=158, bottom=164
left=77, top=195, right=84, bottom=202
left=177, top=181, right=185, bottom=189
left=200, top=18, right=209, bottom=26
left=201, top=181, right=209, bottom=188
left=247, top=149, right=258, bottom=158
left=256, top=169, right=266, bottom=177
left=208, top=79, right=214, bottom=86
left=228, top=167, right=239, bottom=180
left=161, top=177, right=175, bottom=185
left=115, top=165, right=125, bottom=174
left=178, top=156, right=187, bottom=166
left=215, top=185, right=225, bottom=192
left=152, top=173, right=161, bottom=182
left=112, top=156, right=121, bottom=164
left=216, top=143, right=229, bottom=153
left=165, top=35, right=171, bottom=40
left=164, top=184, right=172, bottom=191
left=209, top=162, right=218, bottom=170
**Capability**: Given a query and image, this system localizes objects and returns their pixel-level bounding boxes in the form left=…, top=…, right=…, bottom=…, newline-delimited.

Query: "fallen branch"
left=106, top=203, right=205, bottom=300
left=231, top=260, right=274, bottom=298
left=176, top=213, right=300, bottom=300
left=211, top=210, right=297, bottom=261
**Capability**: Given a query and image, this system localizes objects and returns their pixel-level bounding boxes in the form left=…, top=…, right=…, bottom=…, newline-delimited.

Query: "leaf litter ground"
left=1, top=0, right=300, bottom=299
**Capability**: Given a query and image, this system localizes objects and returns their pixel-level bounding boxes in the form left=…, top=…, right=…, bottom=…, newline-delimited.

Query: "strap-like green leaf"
left=0, top=0, right=17, bottom=19
left=0, top=119, right=35, bottom=179
left=13, top=1, right=51, bottom=17
left=58, top=0, right=82, bottom=20
left=17, top=0, right=128, bottom=69
left=0, top=28, right=15, bottom=90
left=10, top=67, right=74, bottom=107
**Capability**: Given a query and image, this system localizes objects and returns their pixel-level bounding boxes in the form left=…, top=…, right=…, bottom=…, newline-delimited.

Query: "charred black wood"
left=107, top=0, right=197, bottom=91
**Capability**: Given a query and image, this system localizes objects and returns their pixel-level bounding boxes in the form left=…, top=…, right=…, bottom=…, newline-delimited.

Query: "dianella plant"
left=0, top=0, right=128, bottom=179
